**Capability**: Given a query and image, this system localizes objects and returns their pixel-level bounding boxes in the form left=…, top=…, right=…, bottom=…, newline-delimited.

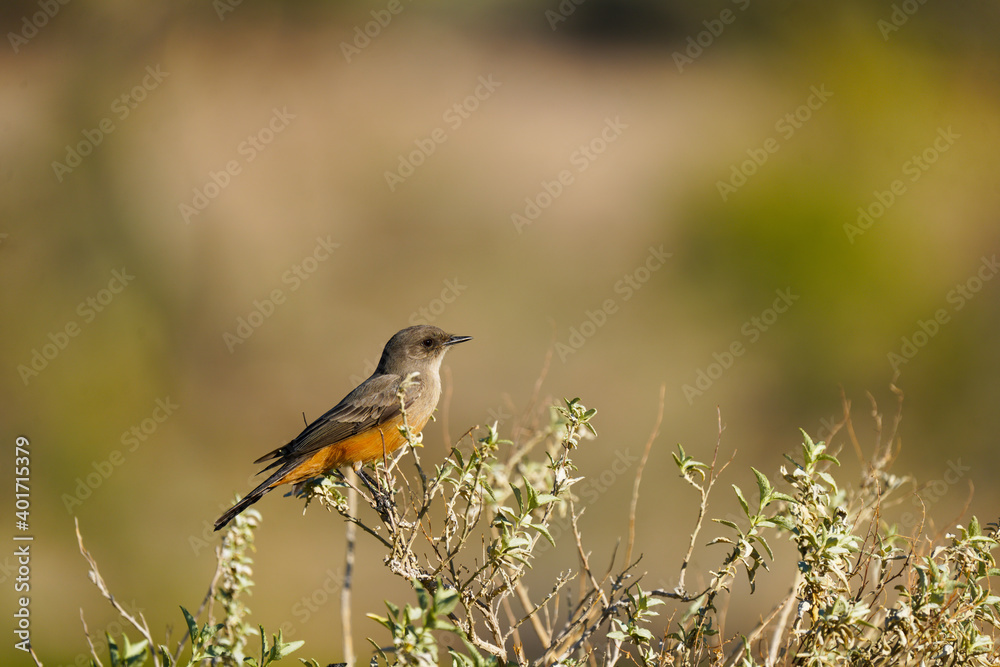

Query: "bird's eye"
left=422, top=338, right=434, bottom=348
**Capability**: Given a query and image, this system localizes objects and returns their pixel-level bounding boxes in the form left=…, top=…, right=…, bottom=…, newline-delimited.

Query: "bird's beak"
left=444, top=334, right=472, bottom=346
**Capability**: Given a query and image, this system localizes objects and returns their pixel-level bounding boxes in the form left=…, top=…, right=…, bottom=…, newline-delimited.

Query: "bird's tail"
left=214, top=471, right=282, bottom=531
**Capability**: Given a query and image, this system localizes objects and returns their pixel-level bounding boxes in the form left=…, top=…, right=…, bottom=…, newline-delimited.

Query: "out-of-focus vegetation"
left=2, top=1, right=998, bottom=664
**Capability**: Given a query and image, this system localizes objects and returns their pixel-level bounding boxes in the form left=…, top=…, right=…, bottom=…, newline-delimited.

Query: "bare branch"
left=625, top=383, right=665, bottom=567
left=75, top=518, right=161, bottom=667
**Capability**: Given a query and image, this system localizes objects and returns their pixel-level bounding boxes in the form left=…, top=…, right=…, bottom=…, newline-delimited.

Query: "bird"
left=214, top=325, right=471, bottom=531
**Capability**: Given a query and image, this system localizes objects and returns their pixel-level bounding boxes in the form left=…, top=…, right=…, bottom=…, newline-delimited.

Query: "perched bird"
left=214, top=325, right=471, bottom=530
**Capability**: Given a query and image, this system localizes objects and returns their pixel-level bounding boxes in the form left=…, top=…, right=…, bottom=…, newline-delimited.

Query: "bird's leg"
left=355, top=464, right=394, bottom=518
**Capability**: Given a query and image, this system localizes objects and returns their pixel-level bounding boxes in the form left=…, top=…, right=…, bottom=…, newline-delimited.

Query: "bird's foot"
left=358, top=469, right=394, bottom=516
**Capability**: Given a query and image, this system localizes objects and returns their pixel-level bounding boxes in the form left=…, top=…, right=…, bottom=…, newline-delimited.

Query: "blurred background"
left=2, top=0, right=999, bottom=664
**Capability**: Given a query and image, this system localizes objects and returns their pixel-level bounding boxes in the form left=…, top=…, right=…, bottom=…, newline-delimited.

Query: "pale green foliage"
left=72, top=504, right=302, bottom=667
left=70, top=395, right=1000, bottom=667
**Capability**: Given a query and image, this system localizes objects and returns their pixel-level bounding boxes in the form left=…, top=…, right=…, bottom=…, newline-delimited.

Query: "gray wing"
left=252, top=372, right=424, bottom=467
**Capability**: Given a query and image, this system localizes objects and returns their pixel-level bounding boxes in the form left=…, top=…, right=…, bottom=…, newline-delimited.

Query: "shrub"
left=54, top=388, right=999, bottom=667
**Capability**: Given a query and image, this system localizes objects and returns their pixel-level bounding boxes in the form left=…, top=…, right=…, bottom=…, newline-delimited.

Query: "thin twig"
left=766, top=571, right=802, bottom=666
left=80, top=608, right=103, bottom=667
left=172, top=542, right=225, bottom=663
left=625, top=383, right=665, bottom=566
left=513, top=580, right=551, bottom=646
left=75, top=518, right=161, bottom=667
left=722, top=576, right=800, bottom=667
left=677, top=409, right=735, bottom=595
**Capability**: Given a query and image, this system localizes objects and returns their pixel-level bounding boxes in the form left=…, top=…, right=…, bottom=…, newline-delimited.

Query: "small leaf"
left=509, top=483, right=524, bottom=514
left=435, top=588, right=461, bottom=616
left=180, top=607, right=198, bottom=643
left=751, top=468, right=772, bottom=510
left=529, top=522, right=556, bottom=547
left=732, top=485, right=750, bottom=518
left=714, top=518, right=742, bottom=534
left=760, top=515, right=795, bottom=531
left=415, top=583, right=430, bottom=612
left=817, top=453, right=840, bottom=466
left=276, top=640, right=304, bottom=658
left=632, top=627, right=654, bottom=641
left=754, top=534, right=774, bottom=560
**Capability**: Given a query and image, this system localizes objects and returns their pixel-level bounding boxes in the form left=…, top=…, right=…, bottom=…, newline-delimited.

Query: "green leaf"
left=754, top=534, right=774, bottom=560
left=760, top=515, right=795, bottom=531
left=276, top=640, right=304, bottom=658
left=529, top=522, right=556, bottom=547
left=751, top=467, right=772, bottom=510
left=632, top=627, right=654, bottom=641
left=107, top=634, right=121, bottom=666
left=817, top=453, right=840, bottom=466
left=535, top=493, right=559, bottom=506
left=714, top=518, right=742, bottom=533
left=523, top=481, right=539, bottom=511
left=509, top=483, right=524, bottom=514
left=672, top=444, right=687, bottom=467
left=450, top=649, right=476, bottom=667
left=732, top=485, right=750, bottom=518
left=415, top=583, right=431, bottom=612
left=435, top=588, right=461, bottom=616
left=125, top=638, right=148, bottom=662
left=180, top=607, right=199, bottom=644
left=366, top=637, right=388, bottom=662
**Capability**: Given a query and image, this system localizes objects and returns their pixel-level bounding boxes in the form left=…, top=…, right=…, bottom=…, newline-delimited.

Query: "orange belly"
left=272, top=415, right=429, bottom=487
